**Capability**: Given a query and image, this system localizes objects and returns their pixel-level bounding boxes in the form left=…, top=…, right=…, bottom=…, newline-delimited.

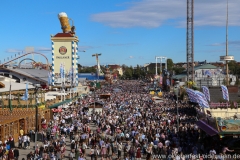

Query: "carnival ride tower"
left=186, top=0, right=194, bottom=83
left=92, top=53, right=104, bottom=77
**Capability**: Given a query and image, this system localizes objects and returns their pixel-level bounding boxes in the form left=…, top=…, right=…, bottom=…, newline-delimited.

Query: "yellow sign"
left=38, top=105, right=45, bottom=109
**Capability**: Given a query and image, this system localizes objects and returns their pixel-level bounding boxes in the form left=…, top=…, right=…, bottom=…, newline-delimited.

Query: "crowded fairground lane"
left=0, top=7, right=240, bottom=159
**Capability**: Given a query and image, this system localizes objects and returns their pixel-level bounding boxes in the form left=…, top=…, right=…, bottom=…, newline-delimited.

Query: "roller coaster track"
left=0, top=52, right=50, bottom=70
left=18, top=58, right=36, bottom=68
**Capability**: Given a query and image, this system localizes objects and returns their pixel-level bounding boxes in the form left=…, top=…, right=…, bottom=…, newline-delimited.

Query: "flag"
left=195, top=91, right=209, bottom=108
left=22, top=83, right=29, bottom=101
left=166, top=79, right=170, bottom=86
left=60, top=64, right=63, bottom=78
left=8, top=84, right=12, bottom=112
left=48, top=72, right=51, bottom=85
left=202, top=86, right=210, bottom=102
left=71, top=67, right=74, bottom=85
left=186, top=88, right=198, bottom=103
left=96, top=82, right=101, bottom=89
left=159, top=76, right=162, bottom=85
left=68, top=69, right=71, bottom=82
left=63, top=65, right=65, bottom=79
left=205, top=70, right=212, bottom=77
left=221, top=85, right=229, bottom=101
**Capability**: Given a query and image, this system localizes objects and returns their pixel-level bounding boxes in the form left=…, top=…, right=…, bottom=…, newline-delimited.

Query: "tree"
left=166, top=59, right=174, bottom=71
left=122, top=64, right=128, bottom=71
left=235, top=76, right=239, bottom=86
left=228, top=61, right=240, bottom=75
left=172, top=67, right=185, bottom=75
left=139, top=66, right=146, bottom=78
left=123, top=67, right=133, bottom=79
left=79, top=67, right=96, bottom=73
left=133, top=65, right=141, bottom=79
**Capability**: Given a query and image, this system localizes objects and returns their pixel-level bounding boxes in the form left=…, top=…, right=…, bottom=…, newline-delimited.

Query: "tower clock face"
left=59, top=46, right=67, bottom=55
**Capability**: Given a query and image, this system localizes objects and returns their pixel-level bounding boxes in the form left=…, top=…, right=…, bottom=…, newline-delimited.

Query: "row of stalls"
left=0, top=92, right=106, bottom=144
left=195, top=107, right=240, bottom=153
left=0, top=108, right=51, bottom=144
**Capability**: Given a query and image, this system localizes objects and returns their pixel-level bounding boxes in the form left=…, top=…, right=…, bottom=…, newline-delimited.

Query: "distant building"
left=210, top=62, right=225, bottom=69
left=144, top=63, right=166, bottom=72
left=0, top=68, right=48, bottom=87
left=107, top=64, right=123, bottom=76
left=172, top=64, right=236, bottom=87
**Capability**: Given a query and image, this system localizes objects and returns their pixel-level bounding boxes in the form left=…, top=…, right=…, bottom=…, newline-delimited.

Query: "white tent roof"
left=0, top=81, right=35, bottom=92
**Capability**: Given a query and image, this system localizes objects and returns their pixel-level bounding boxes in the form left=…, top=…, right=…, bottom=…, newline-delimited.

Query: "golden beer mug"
left=58, top=12, right=71, bottom=33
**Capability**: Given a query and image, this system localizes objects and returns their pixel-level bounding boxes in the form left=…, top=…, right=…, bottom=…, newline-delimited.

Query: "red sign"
left=59, top=46, right=67, bottom=55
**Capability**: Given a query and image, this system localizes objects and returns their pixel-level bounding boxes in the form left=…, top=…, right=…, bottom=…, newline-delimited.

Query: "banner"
left=60, top=64, right=64, bottom=78
left=204, top=70, right=212, bottom=77
left=48, top=72, right=51, bottom=85
left=202, top=86, right=210, bottom=102
left=195, top=91, right=209, bottom=108
left=22, top=83, right=29, bottom=101
left=8, top=83, right=12, bottom=112
left=221, top=85, right=229, bottom=101
left=63, top=64, right=65, bottom=79
left=186, top=88, right=198, bottom=103
left=159, top=76, right=162, bottom=85
left=70, top=67, right=74, bottom=85
left=166, top=79, right=170, bottom=86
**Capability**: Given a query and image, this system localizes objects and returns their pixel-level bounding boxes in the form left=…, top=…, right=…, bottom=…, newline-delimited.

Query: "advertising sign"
left=217, top=117, right=240, bottom=132
left=220, top=56, right=234, bottom=61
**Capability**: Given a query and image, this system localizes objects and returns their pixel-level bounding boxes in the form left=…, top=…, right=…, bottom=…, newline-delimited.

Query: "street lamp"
left=174, top=81, right=180, bottom=132
left=34, top=84, right=41, bottom=151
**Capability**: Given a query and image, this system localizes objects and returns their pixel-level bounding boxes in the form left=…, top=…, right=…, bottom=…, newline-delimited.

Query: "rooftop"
left=53, top=33, right=73, bottom=37
left=0, top=68, right=48, bottom=84
left=0, top=81, right=35, bottom=92
left=194, top=64, right=218, bottom=70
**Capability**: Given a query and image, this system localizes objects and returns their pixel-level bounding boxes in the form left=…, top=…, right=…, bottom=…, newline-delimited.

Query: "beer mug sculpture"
left=58, top=12, right=71, bottom=33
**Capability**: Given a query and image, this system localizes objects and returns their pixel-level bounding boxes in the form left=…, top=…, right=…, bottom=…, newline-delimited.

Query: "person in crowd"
left=13, top=148, right=19, bottom=160
left=16, top=80, right=236, bottom=159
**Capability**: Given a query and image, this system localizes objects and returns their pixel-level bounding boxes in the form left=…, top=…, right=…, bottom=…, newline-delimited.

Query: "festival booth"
left=99, top=94, right=111, bottom=100
left=189, top=86, right=240, bottom=139
left=88, top=101, right=104, bottom=113
left=0, top=108, right=50, bottom=144
left=152, top=96, right=164, bottom=103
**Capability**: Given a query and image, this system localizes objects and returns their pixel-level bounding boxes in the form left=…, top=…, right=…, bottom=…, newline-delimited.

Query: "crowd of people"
left=0, top=80, right=235, bottom=160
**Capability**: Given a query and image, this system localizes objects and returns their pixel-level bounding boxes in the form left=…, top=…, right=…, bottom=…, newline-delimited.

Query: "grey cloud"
left=91, top=0, right=240, bottom=28
left=208, top=40, right=240, bottom=46
left=37, top=47, right=52, bottom=51
left=5, top=49, right=23, bottom=53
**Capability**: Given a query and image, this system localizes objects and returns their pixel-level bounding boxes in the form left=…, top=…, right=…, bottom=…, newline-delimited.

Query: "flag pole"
left=27, top=82, right=29, bottom=110
left=63, top=63, right=65, bottom=101
left=70, top=68, right=72, bottom=100
left=9, top=80, right=12, bottom=113
left=60, top=64, right=62, bottom=102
